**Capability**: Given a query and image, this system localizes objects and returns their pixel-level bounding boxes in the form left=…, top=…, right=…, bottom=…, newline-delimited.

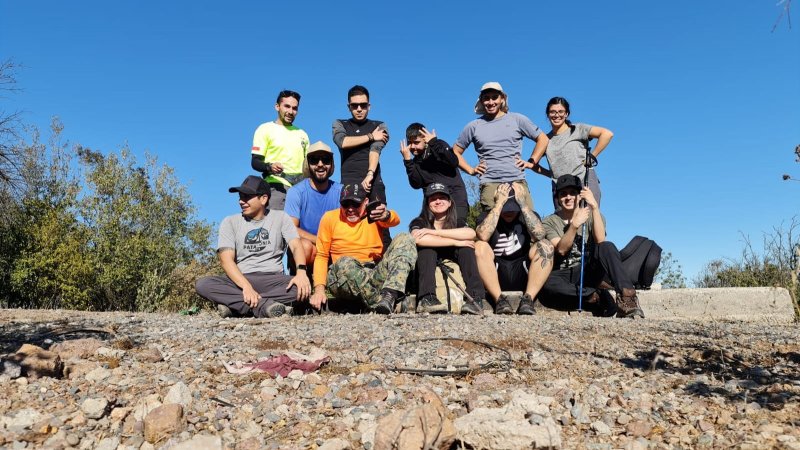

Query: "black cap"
left=340, top=183, right=367, bottom=205
left=424, top=183, right=451, bottom=199
left=554, top=174, right=583, bottom=193
left=229, top=175, right=271, bottom=196
left=501, top=186, right=521, bottom=213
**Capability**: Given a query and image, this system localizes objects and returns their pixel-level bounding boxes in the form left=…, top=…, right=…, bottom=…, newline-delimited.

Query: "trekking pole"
left=576, top=150, right=599, bottom=313
left=437, top=259, right=475, bottom=305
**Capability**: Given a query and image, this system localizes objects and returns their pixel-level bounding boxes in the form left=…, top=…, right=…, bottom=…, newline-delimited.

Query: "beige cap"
left=474, top=81, right=507, bottom=115
left=307, top=141, right=333, bottom=154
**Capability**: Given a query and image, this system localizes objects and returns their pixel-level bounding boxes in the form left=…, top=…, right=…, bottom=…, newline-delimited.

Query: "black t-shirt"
left=334, top=118, right=384, bottom=185
left=477, top=212, right=530, bottom=260
left=403, top=138, right=468, bottom=210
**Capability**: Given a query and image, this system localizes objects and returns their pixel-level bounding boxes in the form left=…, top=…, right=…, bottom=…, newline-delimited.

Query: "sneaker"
left=416, top=294, right=447, bottom=314
left=495, top=295, right=514, bottom=315
left=216, top=304, right=233, bottom=318
left=616, top=288, right=645, bottom=319
left=374, top=289, right=398, bottom=315
left=516, top=294, right=536, bottom=315
left=264, top=301, right=287, bottom=318
left=460, top=298, right=483, bottom=315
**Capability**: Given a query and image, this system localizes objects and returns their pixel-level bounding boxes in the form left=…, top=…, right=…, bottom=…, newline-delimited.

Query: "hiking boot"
left=495, top=295, right=514, bottom=315
left=263, top=301, right=287, bottom=318
left=374, top=289, right=398, bottom=315
left=416, top=294, right=447, bottom=314
left=616, top=288, right=645, bottom=319
left=516, top=294, right=536, bottom=315
left=460, top=298, right=483, bottom=315
left=216, top=304, right=233, bottom=318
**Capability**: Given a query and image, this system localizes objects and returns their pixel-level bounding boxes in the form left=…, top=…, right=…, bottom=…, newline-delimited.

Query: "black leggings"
left=416, top=246, right=485, bottom=301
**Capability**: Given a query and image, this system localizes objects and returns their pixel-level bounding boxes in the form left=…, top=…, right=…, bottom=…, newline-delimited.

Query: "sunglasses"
left=307, top=154, right=333, bottom=165
left=341, top=200, right=362, bottom=209
left=480, top=93, right=501, bottom=102
left=348, top=102, right=369, bottom=110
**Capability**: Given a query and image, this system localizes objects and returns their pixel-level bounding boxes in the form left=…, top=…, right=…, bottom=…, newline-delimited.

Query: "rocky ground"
left=1, top=308, right=799, bottom=450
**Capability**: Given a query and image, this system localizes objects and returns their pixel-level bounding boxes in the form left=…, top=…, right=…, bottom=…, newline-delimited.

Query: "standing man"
left=251, top=89, right=310, bottom=210
left=284, top=141, right=343, bottom=267
left=195, top=176, right=311, bottom=318
left=541, top=175, right=644, bottom=318
left=332, top=85, right=390, bottom=214
left=474, top=183, right=554, bottom=315
left=309, top=184, right=417, bottom=315
left=453, top=82, right=549, bottom=212
left=401, top=123, right=470, bottom=226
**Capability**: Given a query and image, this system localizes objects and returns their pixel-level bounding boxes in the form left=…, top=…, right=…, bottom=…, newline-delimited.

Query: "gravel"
left=1, top=308, right=799, bottom=449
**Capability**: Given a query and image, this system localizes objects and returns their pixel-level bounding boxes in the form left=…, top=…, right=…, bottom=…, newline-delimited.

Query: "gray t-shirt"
left=545, top=123, right=593, bottom=180
left=455, top=112, right=542, bottom=183
left=542, top=212, right=606, bottom=270
left=217, top=210, right=299, bottom=274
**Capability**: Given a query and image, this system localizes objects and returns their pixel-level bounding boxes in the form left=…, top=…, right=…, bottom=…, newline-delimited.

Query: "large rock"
left=373, top=389, right=456, bottom=450
left=164, top=381, right=192, bottom=408
left=638, top=287, right=795, bottom=322
left=144, top=404, right=184, bottom=444
left=454, top=390, right=562, bottom=449
left=81, top=397, right=110, bottom=419
left=49, top=338, right=104, bottom=360
left=11, top=344, right=63, bottom=378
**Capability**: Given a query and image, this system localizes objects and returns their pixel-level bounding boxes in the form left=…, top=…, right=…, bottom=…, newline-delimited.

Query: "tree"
left=655, top=252, right=687, bottom=288
left=0, top=60, right=23, bottom=193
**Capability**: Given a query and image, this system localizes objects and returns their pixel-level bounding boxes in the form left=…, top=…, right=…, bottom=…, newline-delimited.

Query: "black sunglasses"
left=348, top=102, right=369, bottom=110
left=308, top=154, right=333, bottom=165
left=341, top=200, right=362, bottom=209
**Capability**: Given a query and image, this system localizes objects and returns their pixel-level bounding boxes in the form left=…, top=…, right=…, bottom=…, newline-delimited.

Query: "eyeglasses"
left=348, top=102, right=369, bottom=110
left=548, top=110, right=568, bottom=116
left=341, top=200, right=362, bottom=209
left=307, top=154, right=333, bottom=165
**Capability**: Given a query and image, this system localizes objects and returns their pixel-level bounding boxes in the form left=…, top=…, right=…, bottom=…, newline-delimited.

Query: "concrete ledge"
left=637, top=287, right=796, bottom=323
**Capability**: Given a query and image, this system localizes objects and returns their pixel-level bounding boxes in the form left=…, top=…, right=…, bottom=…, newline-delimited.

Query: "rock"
left=110, top=407, right=131, bottom=421
left=50, top=338, right=104, bottom=360
left=81, top=397, right=109, bottom=419
left=85, top=366, right=111, bottom=382
left=319, top=437, right=351, bottom=450
left=2, top=408, right=43, bottom=431
left=95, top=436, right=120, bottom=450
left=96, top=346, right=125, bottom=359
left=11, top=344, right=63, bottom=378
left=133, top=394, right=163, bottom=421
left=626, top=421, right=652, bottom=437
left=234, top=436, right=262, bottom=450
left=138, top=347, right=163, bottom=363
left=164, top=381, right=192, bottom=408
left=144, top=404, right=184, bottom=444
left=1, top=358, right=23, bottom=379
left=373, top=389, right=456, bottom=450
left=471, top=372, right=497, bottom=386
left=173, top=434, right=222, bottom=450
left=591, top=420, right=612, bottom=435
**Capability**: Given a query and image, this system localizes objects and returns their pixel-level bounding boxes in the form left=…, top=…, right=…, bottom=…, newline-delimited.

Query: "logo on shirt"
left=244, top=228, right=270, bottom=251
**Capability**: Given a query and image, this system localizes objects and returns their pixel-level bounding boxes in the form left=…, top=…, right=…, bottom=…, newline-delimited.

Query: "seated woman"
left=409, top=183, right=485, bottom=315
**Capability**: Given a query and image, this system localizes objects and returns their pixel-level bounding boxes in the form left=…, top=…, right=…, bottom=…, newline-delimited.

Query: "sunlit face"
left=557, top=187, right=580, bottom=210
left=427, top=193, right=451, bottom=215
left=239, top=193, right=268, bottom=219
left=408, top=136, right=425, bottom=156
left=341, top=200, right=365, bottom=223
left=348, top=94, right=370, bottom=121
left=307, top=152, right=334, bottom=183
left=275, top=96, right=299, bottom=125
left=547, top=104, right=569, bottom=128
left=480, top=90, right=505, bottom=116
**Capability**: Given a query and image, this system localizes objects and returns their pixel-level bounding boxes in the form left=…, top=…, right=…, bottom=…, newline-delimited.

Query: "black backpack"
left=619, top=236, right=662, bottom=289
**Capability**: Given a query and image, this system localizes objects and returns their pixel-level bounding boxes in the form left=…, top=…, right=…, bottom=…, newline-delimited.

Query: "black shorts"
left=496, top=254, right=528, bottom=292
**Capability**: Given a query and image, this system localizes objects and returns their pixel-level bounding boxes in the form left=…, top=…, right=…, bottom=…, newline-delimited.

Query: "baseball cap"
left=501, top=186, right=521, bottom=213
left=229, top=175, right=270, bottom=196
left=424, top=183, right=451, bottom=199
left=340, top=183, right=367, bottom=205
left=303, top=141, right=334, bottom=177
left=474, top=81, right=507, bottom=115
left=555, top=174, right=583, bottom=193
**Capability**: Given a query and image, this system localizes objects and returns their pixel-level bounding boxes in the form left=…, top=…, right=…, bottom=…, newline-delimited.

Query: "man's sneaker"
left=264, top=301, right=287, bottom=318
left=616, top=288, right=645, bottom=319
left=495, top=294, right=514, bottom=315
left=374, top=289, right=399, bottom=315
left=460, top=298, right=483, bottom=315
left=416, top=294, right=447, bottom=314
left=516, top=294, right=536, bottom=315
left=216, top=304, right=233, bottom=318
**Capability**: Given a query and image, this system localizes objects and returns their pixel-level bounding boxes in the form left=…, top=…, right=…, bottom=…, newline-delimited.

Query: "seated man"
left=401, top=123, right=470, bottom=225
left=195, top=176, right=311, bottom=317
left=284, top=141, right=343, bottom=268
left=475, top=183, right=554, bottom=315
left=541, top=174, right=644, bottom=318
left=309, top=184, right=416, bottom=314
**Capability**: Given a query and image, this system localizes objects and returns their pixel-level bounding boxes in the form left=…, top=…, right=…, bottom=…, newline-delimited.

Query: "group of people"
left=195, top=83, right=645, bottom=319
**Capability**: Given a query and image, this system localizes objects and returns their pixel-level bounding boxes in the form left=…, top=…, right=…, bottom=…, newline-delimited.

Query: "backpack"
left=619, top=236, right=662, bottom=289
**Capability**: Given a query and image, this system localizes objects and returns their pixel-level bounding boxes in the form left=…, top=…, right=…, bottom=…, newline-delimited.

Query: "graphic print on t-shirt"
left=244, top=228, right=270, bottom=252
left=494, top=224, right=523, bottom=257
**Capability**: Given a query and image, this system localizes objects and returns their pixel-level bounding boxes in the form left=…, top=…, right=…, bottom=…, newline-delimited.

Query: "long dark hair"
left=415, top=194, right=457, bottom=230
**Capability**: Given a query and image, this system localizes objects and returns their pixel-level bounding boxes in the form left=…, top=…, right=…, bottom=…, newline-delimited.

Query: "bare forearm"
left=476, top=207, right=502, bottom=242
left=415, top=235, right=461, bottom=248
left=529, top=135, right=549, bottom=163
left=367, top=151, right=379, bottom=172
left=341, top=135, right=371, bottom=149
left=556, top=226, right=578, bottom=256
left=287, top=239, right=306, bottom=266
left=520, top=207, right=546, bottom=241
left=220, top=255, right=252, bottom=291
left=432, top=227, right=476, bottom=240
left=591, top=209, right=605, bottom=243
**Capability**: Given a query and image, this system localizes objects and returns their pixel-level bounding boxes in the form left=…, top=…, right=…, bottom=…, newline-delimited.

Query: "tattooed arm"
left=512, top=182, right=546, bottom=241
left=476, top=184, right=511, bottom=242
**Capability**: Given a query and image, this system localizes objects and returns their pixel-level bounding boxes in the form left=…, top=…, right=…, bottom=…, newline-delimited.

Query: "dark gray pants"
left=195, top=272, right=297, bottom=317
left=542, top=241, right=633, bottom=301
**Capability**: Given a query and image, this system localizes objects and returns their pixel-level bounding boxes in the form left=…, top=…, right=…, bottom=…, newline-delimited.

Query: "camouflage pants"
left=327, top=233, right=417, bottom=308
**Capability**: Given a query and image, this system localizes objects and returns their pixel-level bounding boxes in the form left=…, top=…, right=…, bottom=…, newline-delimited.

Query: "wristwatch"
left=297, top=265, right=307, bottom=271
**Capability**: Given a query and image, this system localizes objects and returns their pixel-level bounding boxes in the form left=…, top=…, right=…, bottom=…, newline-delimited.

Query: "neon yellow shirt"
left=251, top=121, right=309, bottom=187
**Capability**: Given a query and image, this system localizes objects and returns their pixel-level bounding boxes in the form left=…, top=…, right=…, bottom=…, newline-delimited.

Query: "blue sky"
left=2, top=1, right=798, bottom=282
